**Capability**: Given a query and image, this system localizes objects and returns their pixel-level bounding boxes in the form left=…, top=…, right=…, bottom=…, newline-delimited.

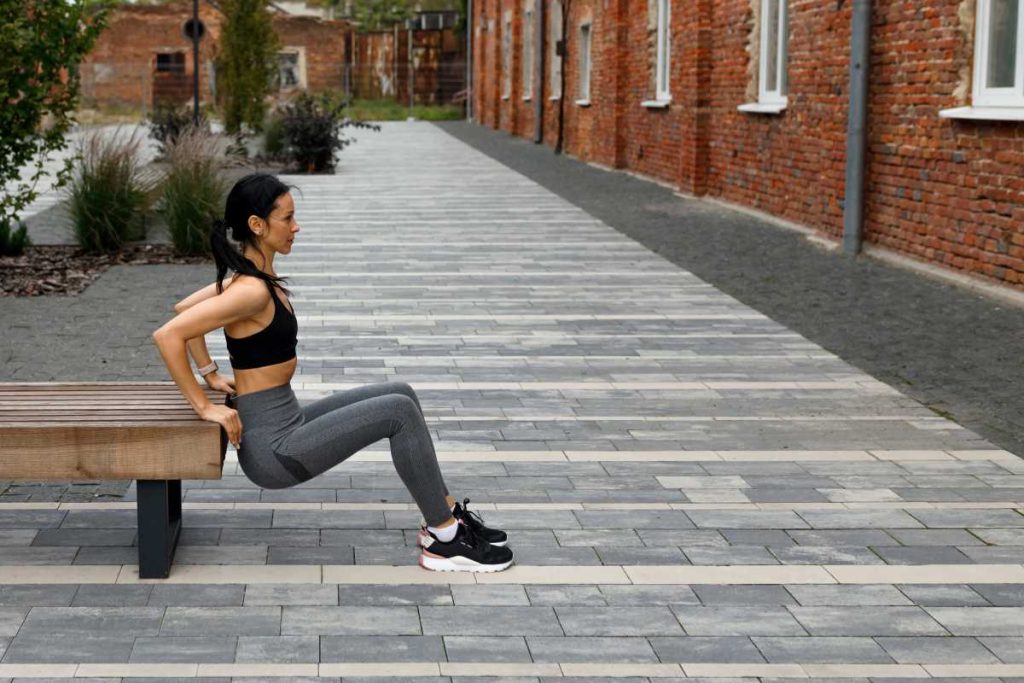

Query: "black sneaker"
left=453, top=498, right=508, bottom=547
left=418, top=518, right=514, bottom=573
left=416, top=497, right=509, bottom=548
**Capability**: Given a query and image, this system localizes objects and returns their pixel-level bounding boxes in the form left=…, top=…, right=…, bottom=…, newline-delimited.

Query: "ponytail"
left=211, top=173, right=295, bottom=296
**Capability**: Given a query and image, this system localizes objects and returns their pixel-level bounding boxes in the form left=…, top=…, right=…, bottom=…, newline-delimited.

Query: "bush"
left=278, top=92, right=381, bottom=173
left=262, top=110, right=286, bottom=160
left=146, top=103, right=208, bottom=157
left=66, top=126, right=160, bottom=254
left=161, top=126, right=229, bottom=256
left=0, top=217, right=31, bottom=256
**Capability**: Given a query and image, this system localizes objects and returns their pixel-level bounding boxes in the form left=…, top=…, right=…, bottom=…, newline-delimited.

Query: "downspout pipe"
left=533, top=0, right=544, bottom=142
left=467, top=0, right=474, bottom=121
left=842, top=0, right=871, bottom=255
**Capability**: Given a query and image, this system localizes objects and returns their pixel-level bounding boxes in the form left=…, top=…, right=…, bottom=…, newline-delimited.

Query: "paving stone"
left=875, top=636, right=1000, bottom=664
left=686, top=510, right=807, bottom=530
left=978, top=636, right=1024, bottom=663
left=552, top=529, right=643, bottom=546
left=788, top=606, right=947, bottom=636
left=160, top=607, right=281, bottom=636
left=321, top=530, right=406, bottom=547
left=693, top=585, right=797, bottom=605
left=885, top=529, right=985, bottom=546
left=647, top=636, right=766, bottom=663
left=598, top=585, right=700, bottom=606
left=0, top=610, right=27, bottom=638
left=321, top=635, right=445, bottom=662
left=337, top=584, right=453, bottom=606
left=270, top=546, right=355, bottom=564
left=149, top=584, right=245, bottom=607
left=751, top=636, right=893, bottom=663
left=32, top=528, right=136, bottom=546
left=420, top=606, right=563, bottom=636
left=721, top=530, right=794, bottom=546
left=785, top=585, right=911, bottom=606
left=770, top=545, right=883, bottom=565
left=554, top=606, right=683, bottom=636
left=235, top=636, right=319, bottom=662
left=683, top=545, right=778, bottom=565
left=595, top=546, right=688, bottom=565
left=671, top=606, right=805, bottom=636
left=797, top=510, right=924, bottom=529
left=71, top=585, right=153, bottom=606
left=971, top=584, right=1024, bottom=606
left=444, top=636, right=531, bottom=662
left=244, top=584, right=338, bottom=606
left=573, top=510, right=694, bottom=529
left=128, top=636, right=237, bottom=663
left=910, top=510, right=1024, bottom=528
left=3, top=633, right=136, bottom=662
left=281, top=606, right=420, bottom=635
left=872, top=546, right=973, bottom=565
left=0, top=585, right=76, bottom=607
left=926, top=607, right=1024, bottom=635
left=788, top=529, right=896, bottom=546
left=526, top=636, right=658, bottom=662
left=450, top=585, right=529, bottom=606
left=525, top=585, right=606, bottom=606
left=897, top=584, right=989, bottom=607
left=17, top=606, right=163, bottom=636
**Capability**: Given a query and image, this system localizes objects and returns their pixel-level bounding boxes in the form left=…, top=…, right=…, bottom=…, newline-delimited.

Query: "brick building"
left=81, top=0, right=350, bottom=111
left=470, top=0, right=1024, bottom=292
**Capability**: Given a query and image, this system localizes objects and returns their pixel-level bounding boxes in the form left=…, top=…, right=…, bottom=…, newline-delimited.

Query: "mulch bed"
left=0, top=244, right=212, bottom=297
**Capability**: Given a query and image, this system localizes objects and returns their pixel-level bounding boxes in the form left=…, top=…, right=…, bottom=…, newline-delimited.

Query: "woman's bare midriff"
left=223, top=273, right=297, bottom=397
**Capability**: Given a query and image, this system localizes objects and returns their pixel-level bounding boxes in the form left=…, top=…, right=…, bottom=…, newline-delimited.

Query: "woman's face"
left=251, top=192, right=300, bottom=254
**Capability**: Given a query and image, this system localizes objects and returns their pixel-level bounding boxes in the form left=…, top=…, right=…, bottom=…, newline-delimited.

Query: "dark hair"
left=210, top=173, right=299, bottom=295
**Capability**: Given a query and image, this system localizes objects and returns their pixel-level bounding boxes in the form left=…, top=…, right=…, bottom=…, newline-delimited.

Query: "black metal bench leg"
left=137, top=479, right=182, bottom=579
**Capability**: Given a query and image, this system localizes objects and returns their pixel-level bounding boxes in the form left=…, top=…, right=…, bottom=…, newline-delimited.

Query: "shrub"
left=278, top=92, right=381, bottom=173
left=0, top=217, right=31, bottom=256
left=262, top=109, right=286, bottom=160
left=161, top=126, right=229, bottom=256
left=66, top=126, right=160, bottom=253
left=146, top=103, right=208, bottom=157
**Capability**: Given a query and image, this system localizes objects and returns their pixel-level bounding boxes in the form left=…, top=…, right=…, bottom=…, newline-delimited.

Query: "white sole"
left=419, top=550, right=515, bottom=573
left=417, top=528, right=508, bottom=548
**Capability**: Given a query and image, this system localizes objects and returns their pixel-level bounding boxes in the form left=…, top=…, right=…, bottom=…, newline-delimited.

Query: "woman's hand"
left=204, top=371, right=236, bottom=395
left=201, top=403, right=243, bottom=449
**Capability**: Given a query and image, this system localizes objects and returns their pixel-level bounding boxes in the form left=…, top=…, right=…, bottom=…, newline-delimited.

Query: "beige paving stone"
left=801, top=664, right=928, bottom=678
left=0, top=665, right=76, bottom=678
left=558, top=663, right=683, bottom=677
left=440, top=663, right=561, bottom=676
left=0, top=566, right=119, bottom=584
left=475, top=566, right=631, bottom=585
left=624, top=565, right=835, bottom=585
left=948, top=450, right=1020, bottom=461
left=716, top=451, right=874, bottom=461
left=116, top=564, right=321, bottom=584
left=323, top=566, right=476, bottom=584
left=198, top=663, right=318, bottom=676
left=76, top=664, right=199, bottom=677
left=680, top=663, right=807, bottom=678
left=870, top=450, right=954, bottom=461
left=318, top=662, right=441, bottom=676
left=824, top=564, right=1024, bottom=584
left=924, top=663, right=1024, bottom=677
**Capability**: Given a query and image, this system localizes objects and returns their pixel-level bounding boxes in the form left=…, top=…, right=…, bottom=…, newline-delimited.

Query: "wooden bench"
left=0, top=382, right=228, bottom=579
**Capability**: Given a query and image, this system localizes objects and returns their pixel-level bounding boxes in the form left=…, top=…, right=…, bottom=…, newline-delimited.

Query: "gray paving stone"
left=751, top=636, right=893, bottom=663
left=337, top=585, right=453, bottom=606
left=420, top=606, right=562, bottom=636
left=693, top=585, right=796, bottom=605
left=554, top=606, right=683, bottom=636
left=524, top=585, right=606, bottom=606
left=770, top=545, right=883, bottom=565
left=321, top=530, right=405, bottom=547
left=282, top=606, right=420, bottom=635
left=129, top=637, right=237, bottom=663
left=910, top=510, right=1024, bottom=528
left=598, top=585, right=700, bottom=606
left=788, top=530, right=896, bottom=546
left=0, top=610, right=26, bottom=638
left=235, top=636, right=319, bottom=662
left=273, top=511, right=386, bottom=529
left=444, top=636, right=530, bottom=662
left=786, top=585, right=911, bottom=607
left=595, top=546, right=688, bottom=565
left=972, top=584, right=1024, bottom=606
left=270, top=546, right=355, bottom=564
left=321, top=636, right=445, bottom=662
left=926, top=607, right=1024, bottom=635
left=3, top=633, right=136, bottom=662
left=897, top=585, right=989, bottom=607
left=684, top=546, right=778, bottom=565
left=647, top=636, right=766, bottom=663
left=686, top=510, right=807, bottom=530
left=160, top=607, right=281, bottom=636
left=450, top=585, right=529, bottom=606
left=873, top=545, right=973, bottom=565
left=876, top=636, right=1000, bottom=664
left=797, top=510, right=924, bottom=529
left=17, top=606, right=163, bottom=636
left=671, top=606, right=805, bottom=636
left=552, top=529, right=642, bottom=546
left=244, top=584, right=338, bottom=606
left=0, top=585, right=75, bottom=607
left=32, top=529, right=136, bottom=546
left=526, top=636, right=658, bottom=662
left=959, top=546, right=1024, bottom=562
left=149, top=584, right=245, bottom=607
left=721, top=530, right=794, bottom=546
left=886, top=529, right=985, bottom=546
left=220, top=529, right=321, bottom=546
left=788, top=606, right=947, bottom=636
left=573, top=510, right=694, bottom=529
left=71, top=585, right=153, bottom=606
left=979, top=636, right=1024, bottom=663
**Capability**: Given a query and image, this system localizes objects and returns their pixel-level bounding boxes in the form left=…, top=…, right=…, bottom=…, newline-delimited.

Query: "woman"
left=152, top=173, right=514, bottom=572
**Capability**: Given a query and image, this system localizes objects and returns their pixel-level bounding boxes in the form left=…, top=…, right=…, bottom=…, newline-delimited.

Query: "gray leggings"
left=227, top=381, right=452, bottom=526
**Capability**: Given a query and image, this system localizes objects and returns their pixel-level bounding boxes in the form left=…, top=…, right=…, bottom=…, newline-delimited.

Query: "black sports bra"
left=224, top=277, right=298, bottom=370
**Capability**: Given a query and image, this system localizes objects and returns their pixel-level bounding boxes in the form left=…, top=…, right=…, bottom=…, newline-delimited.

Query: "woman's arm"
left=153, top=279, right=267, bottom=417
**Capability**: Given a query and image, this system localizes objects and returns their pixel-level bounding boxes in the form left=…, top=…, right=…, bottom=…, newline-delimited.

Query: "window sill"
left=575, top=99, right=591, bottom=107
left=939, top=105, right=1024, bottom=121
left=523, top=96, right=532, bottom=102
left=641, top=99, right=671, bottom=109
left=501, top=95, right=510, bottom=101
left=549, top=95, right=562, bottom=101
left=737, top=101, right=787, bottom=114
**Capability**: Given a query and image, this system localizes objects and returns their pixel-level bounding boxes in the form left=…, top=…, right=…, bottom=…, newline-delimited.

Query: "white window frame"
left=576, top=21, right=592, bottom=105
left=276, top=47, right=307, bottom=91
left=942, top=0, right=1024, bottom=119
left=549, top=0, right=563, bottom=99
left=758, top=0, right=787, bottom=106
left=501, top=13, right=512, bottom=99
left=655, top=0, right=671, bottom=102
left=523, top=3, right=534, bottom=100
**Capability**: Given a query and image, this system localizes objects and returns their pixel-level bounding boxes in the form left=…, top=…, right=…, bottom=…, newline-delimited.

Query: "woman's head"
left=210, top=173, right=300, bottom=294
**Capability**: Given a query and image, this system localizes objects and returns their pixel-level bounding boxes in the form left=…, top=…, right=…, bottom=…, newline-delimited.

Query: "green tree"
left=215, top=0, right=280, bottom=134
left=0, top=0, right=109, bottom=229
left=352, top=0, right=414, bottom=30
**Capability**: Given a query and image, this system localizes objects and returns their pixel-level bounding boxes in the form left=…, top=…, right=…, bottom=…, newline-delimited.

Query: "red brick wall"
left=472, top=0, right=1024, bottom=291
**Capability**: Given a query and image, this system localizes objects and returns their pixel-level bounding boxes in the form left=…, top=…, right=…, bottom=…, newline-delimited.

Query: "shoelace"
left=458, top=497, right=488, bottom=531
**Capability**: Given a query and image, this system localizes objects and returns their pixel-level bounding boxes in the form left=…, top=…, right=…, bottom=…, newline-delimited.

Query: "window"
left=739, top=0, right=788, bottom=113
left=975, top=0, right=1024, bottom=107
left=550, top=0, right=563, bottom=99
left=577, top=22, right=592, bottom=104
left=156, top=53, right=185, bottom=73
left=502, top=13, right=512, bottom=99
left=655, top=0, right=671, bottom=101
left=276, top=48, right=306, bottom=91
left=523, top=3, right=534, bottom=99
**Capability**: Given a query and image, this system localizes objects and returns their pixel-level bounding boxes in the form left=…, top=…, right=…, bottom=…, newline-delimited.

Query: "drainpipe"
left=467, top=0, right=474, bottom=121
left=842, top=0, right=872, bottom=255
left=533, top=0, right=544, bottom=142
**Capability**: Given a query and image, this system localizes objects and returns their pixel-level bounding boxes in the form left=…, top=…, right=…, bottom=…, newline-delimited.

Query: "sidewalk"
left=1, top=121, right=1023, bottom=677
